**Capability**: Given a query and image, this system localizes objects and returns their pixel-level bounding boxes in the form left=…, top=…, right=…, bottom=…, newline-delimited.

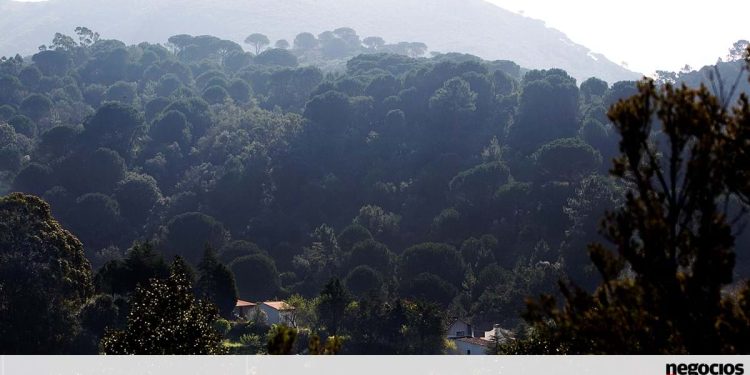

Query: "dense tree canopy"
left=1, top=29, right=747, bottom=355
left=512, top=63, right=750, bottom=354
left=196, top=246, right=238, bottom=318
left=101, top=258, right=225, bottom=354
left=0, top=193, right=93, bottom=353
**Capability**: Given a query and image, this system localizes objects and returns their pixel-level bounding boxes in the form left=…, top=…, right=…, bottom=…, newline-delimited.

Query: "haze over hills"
left=0, top=0, right=642, bottom=83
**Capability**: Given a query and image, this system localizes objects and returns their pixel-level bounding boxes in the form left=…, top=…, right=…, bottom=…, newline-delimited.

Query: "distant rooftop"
left=456, top=337, right=490, bottom=347
left=235, top=299, right=256, bottom=307
left=262, top=301, right=293, bottom=311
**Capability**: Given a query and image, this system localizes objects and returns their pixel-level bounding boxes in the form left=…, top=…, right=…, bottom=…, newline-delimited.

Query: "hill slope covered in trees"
left=0, top=0, right=640, bottom=83
left=1, top=22, right=748, bottom=354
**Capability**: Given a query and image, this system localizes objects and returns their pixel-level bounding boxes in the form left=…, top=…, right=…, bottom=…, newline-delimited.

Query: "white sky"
left=11, top=0, right=750, bottom=75
left=488, top=0, right=749, bottom=74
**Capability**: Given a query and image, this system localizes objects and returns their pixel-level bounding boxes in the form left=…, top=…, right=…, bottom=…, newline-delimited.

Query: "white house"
left=233, top=299, right=257, bottom=320
left=483, top=325, right=514, bottom=342
left=448, top=323, right=514, bottom=355
left=454, top=337, right=489, bottom=355
left=259, top=301, right=295, bottom=326
left=447, top=318, right=474, bottom=338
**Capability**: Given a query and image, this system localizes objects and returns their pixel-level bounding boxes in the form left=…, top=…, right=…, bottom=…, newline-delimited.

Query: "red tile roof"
left=236, top=299, right=256, bottom=307
left=262, top=301, right=293, bottom=311
left=456, top=337, right=490, bottom=347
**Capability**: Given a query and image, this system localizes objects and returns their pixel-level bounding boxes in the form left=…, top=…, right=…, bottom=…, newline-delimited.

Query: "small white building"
left=454, top=337, right=489, bottom=355
left=483, top=325, right=514, bottom=342
left=447, top=318, right=474, bottom=338
left=233, top=299, right=257, bottom=320
left=448, top=323, right=514, bottom=355
left=259, top=301, right=295, bottom=326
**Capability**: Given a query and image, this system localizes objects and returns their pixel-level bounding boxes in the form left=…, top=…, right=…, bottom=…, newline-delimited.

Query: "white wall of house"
left=447, top=320, right=473, bottom=338
left=260, top=304, right=281, bottom=325
left=234, top=305, right=253, bottom=319
left=259, top=304, right=294, bottom=326
left=455, top=339, right=487, bottom=355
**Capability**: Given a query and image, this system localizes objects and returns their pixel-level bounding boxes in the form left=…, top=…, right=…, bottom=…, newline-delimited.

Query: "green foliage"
left=150, top=109, right=191, bottom=146
left=219, top=240, right=264, bottom=263
left=292, top=224, right=343, bottom=294
left=285, top=294, right=318, bottom=328
left=560, top=174, right=620, bottom=289
left=95, top=241, right=169, bottom=295
left=0, top=75, right=21, bottom=103
left=78, top=294, right=125, bottom=351
left=255, top=48, right=298, bottom=67
left=460, top=235, right=498, bottom=271
left=347, top=239, right=393, bottom=275
left=580, top=77, right=608, bottom=100
left=449, top=161, right=510, bottom=205
left=213, top=318, right=232, bottom=336
left=13, top=162, right=54, bottom=195
left=18, top=65, right=42, bottom=89
left=20, top=93, right=52, bottom=121
left=337, top=224, right=373, bottom=252
left=353, top=205, right=400, bottom=240
left=294, top=32, right=318, bottom=50
left=404, top=300, right=446, bottom=354
left=303, top=90, right=352, bottom=127
left=32, top=49, right=71, bottom=76
left=266, top=324, right=297, bottom=355
left=0, top=193, right=94, bottom=353
left=156, top=74, right=182, bottom=97
left=227, top=78, right=252, bottom=103
left=83, top=102, right=143, bottom=159
left=603, top=80, right=638, bottom=108
left=428, top=77, right=477, bottom=118
left=104, top=81, right=136, bottom=104
left=230, top=253, right=280, bottom=301
left=345, top=265, right=383, bottom=297
left=203, top=85, right=229, bottom=104
left=517, top=75, right=750, bottom=354
left=532, top=138, right=602, bottom=182
left=307, top=334, right=343, bottom=355
left=238, top=333, right=266, bottom=354
left=101, top=258, right=226, bottom=354
left=244, top=33, right=270, bottom=55
left=727, top=40, right=750, bottom=62
left=0, top=104, right=16, bottom=121
left=67, top=192, right=122, bottom=253
left=317, top=278, right=350, bottom=336
left=62, top=147, right=126, bottom=194
left=196, top=246, right=239, bottom=318
left=113, top=172, right=162, bottom=224
left=402, top=272, right=456, bottom=307
left=161, top=212, right=228, bottom=265
left=400, top=242, right=465, bottom=287
left=509, top=69, right=579, bottom=154
left=4, top=29, right=743, bottom=355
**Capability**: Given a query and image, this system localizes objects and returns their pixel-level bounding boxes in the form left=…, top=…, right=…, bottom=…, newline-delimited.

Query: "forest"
left=1, top=27, right=749, bottom=354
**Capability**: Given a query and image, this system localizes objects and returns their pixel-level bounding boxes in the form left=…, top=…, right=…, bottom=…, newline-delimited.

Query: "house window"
left=456, top=331, right=465, bottom=337
left=467, top=350, right=471, bottom=355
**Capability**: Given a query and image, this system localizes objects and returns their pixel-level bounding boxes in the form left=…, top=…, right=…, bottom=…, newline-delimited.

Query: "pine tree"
left=196, top=245, right=238, bottom=318
left=317, top=278, right=350, bottom=336
left=514, top=51, right=750, bottom=354
left=266, top=324, right=297, bottom=355
left=0, top=193, right=94, bottom=353
left=101, top=257, right=226, bottom=354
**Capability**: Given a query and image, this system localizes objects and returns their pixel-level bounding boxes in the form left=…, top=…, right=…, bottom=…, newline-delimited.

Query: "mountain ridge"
left=0, top=0, right=642, bottom=83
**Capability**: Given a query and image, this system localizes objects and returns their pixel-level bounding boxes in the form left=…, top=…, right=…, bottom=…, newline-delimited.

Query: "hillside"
left=0, top=0, right=641, bottom=83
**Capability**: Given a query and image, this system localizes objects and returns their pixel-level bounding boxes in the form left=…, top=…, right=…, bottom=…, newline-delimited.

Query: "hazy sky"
left=11, top=0, right=749, bottom=75
left=489, top=0, right=748, bottom=74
